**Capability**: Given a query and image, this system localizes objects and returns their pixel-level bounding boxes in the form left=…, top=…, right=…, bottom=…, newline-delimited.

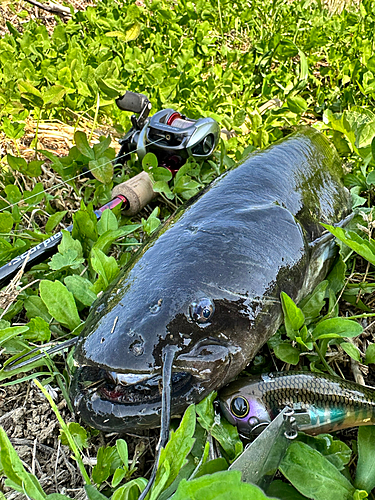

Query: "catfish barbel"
left=219, top=371, right=375, bottom=436
left=70, top=128, right=352, bottom=432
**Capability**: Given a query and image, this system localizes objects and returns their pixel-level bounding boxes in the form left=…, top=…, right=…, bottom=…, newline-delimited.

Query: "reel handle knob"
left=112, top=171, right=156, bottom=216
left=116, top=91, right=151, bottom=114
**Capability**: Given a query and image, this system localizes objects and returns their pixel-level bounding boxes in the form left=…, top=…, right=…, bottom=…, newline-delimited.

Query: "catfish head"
left=70, top=266, right=254, bottom=432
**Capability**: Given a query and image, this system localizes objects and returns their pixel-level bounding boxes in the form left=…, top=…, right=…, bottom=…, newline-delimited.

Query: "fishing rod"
left=0, top=91, right=220, bottom=288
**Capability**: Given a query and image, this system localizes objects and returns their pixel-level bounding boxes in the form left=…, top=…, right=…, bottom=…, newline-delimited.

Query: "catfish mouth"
left=76, top=365, right=193, bottom=405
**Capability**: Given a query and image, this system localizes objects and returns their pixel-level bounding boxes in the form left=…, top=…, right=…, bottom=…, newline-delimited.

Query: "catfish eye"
left=190, top=298, right=214, bottom=324
left=230, top=396, right=249, bottom=418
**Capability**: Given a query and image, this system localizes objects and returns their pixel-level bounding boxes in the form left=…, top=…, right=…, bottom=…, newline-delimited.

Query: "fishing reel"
left=115, top=91, right=220, bottom=173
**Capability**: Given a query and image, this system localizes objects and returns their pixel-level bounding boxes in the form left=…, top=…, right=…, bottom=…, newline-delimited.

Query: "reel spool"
left=115, top=91, right=220, bottom=172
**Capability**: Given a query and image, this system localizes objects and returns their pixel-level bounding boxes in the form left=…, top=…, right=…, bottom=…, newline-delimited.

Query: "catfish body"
left=219, top=372, right=375, bottom=436
left=70, top=128, right=351, bottom=432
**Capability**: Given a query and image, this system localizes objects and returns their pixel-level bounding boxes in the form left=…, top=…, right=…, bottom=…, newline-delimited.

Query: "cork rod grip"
left=112, top=171, right=156, bottom=216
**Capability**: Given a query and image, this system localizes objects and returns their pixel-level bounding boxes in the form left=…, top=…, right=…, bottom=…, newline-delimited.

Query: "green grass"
left=1, top=0, right=375, bottom=498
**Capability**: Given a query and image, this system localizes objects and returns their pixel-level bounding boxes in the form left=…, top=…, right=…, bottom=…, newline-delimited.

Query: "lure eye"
left=230, top=396, right=249, bottom=418
left=190, top=298, right=214, bottom=324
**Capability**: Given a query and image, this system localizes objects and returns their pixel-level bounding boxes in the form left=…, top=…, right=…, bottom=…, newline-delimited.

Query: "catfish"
left=70, top=128, right=351, bottom=432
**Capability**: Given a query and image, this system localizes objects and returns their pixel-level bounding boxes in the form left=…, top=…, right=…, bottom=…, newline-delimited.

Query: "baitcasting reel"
left=115, top=91, right=220, bottom=173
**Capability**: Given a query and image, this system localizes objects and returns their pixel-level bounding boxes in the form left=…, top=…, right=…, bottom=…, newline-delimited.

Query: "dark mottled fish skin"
left=70, top=128, right=351, bottom=432
left=219, top=372, right=375, bottom=436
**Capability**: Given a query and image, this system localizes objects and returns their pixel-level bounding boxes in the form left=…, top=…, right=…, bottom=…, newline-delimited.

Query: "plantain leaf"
left=39, top=280, right=81, bottom=331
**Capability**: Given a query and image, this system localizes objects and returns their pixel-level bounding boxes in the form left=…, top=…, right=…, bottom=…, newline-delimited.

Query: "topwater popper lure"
left=219, top=371, right=375, bottom=437
left=70, top=128, right=352, bottom=433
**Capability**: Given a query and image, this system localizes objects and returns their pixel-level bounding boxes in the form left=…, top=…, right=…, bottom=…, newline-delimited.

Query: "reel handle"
left=116, top=91, right=151, bottom=114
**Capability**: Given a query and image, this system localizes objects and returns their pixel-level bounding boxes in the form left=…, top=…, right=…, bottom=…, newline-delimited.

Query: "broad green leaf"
left=111, top=478, right=147, bottom=500
left=7, top=154, right=28, bottom=173
left=97, top=209, right=118, bottom=235
left=58, top=230, right=83, bottom=257
left=326, top=256, right=346, bottom=295
left=365, top=343, right=375, bottom=364
left=25, top=317, right=50, bottom=342
left=89, top=157, right=113, bottom=185
left=74, top=131, right=95, bottom=159
left=281, top=292, right=305, bottom=339
left=300, top=281, right=328, bottom=323
left=341, top=342, right=361, bottom=361
left=25, top=183, right=44, bottom=205
left=93, top=136, right=111, bottom=159
left=312, top=318, right=363, bottom=341
left=5, top=185, right=22, bottom=204
left=60, top=422, right=88, bottom=451
left=287, top=95, right=308, bottom=114
left=193, top=457, right=228, bottom=478
left=24, top=296, right=52, bottom=323
left=124, top=21, right=141, bottom=41
left=106, top=22, right=141, bottom=42
left=298, top=49, right=308, bottom=81
left=233, top=109, right=246, bottom=127
left=90, top=248, right=119, bottom=288
left=170, top=470, right=273, bottom=500
left=116, top=439, right=128, bottom=469
left=0, top=427, right=46, bottom=500
left=93, top=225, right=141, bottom=254
left=321, top=224, right=375, bottom=265
left=7, top=155, right=43, bottom=177
left=0, top=212, right=13, bottom=233
left=267, top=480, right=307, bottom=500
left=72, top=206, right=98, bottom=244
left=196, top=391, right=216, bottom=429
left=49, top=248, right=84, bottom=271
left=152, top=181, right=174, bottom=199
left=355, top=426, right=375, bottom=492
left=18, top=80, right=42, bottom=98
left=84, top=485, right=109, bottom=500
left=173, top=175, right=201, bottom=198
left=45, top=211, right=67, bottom=233
left=97, top=78, right=125, bottom=99
left=42, top=85, right=66, bottom=106
left=111, top=468, right=126, bottom=488
left=142, top=152, right=158, bottom=171
left=142, top=207, right=160, bottom=236
left=1, top=118, right=25, bottom=140
left=39, top=280, right=81, bottom=331
left=211, top=418, right=243, bottom=461
left=150, top=460, right=171, bottom=500
left=64, top=275, right=97, bottom=307
left=92, top=446, right=122, bottom=485
left=273, top=342, right=300, bottom=365
left=151, top=167, right=173, bottom=183
left=279, top=442, right=355, bottom=500
left=26, top=160, right=43, bottom=177
left=46, top=495, right=73, bottom=500
left=366, top=170, right=375, bottom=185
left=296, top=434, right=351, bottom=471
left=0, top=326, right=29, bottom=346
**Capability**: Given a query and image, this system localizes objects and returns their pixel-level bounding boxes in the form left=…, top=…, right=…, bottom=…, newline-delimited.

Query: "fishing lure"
left=219, top=371, right=375, bottom=436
